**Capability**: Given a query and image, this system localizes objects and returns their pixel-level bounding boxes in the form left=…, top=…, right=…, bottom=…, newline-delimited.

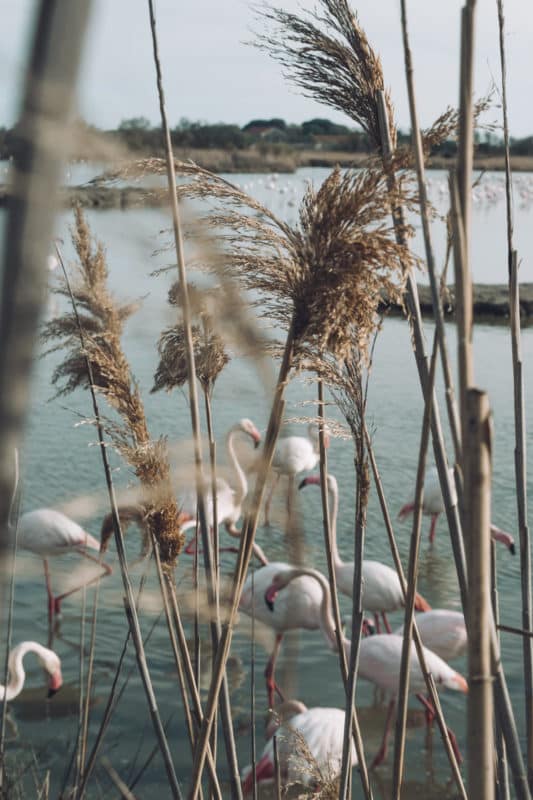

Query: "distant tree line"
left=1, top=116, right=532, bottom=160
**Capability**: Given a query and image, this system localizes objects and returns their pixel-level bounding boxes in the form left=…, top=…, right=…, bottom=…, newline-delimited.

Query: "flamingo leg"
left=382, top=612, right=392, bottom=634
left=53, top=550, right=112, bottom=616
left=429, top=513, right=439, bottom=544
left=416, top=692, right=435, bottom=726
left=43, top=558, right=54, bottom=624
left=242, top=752, right=275, bottom=794
left=373, top=613, right=382, bottom=634
left=265, top=634, right=284, bottom=708
left=264, top=473, right=280, bottom=527
left=371, top=699, right=396, bottom=769
left=416, top=693, right=463, bottom=764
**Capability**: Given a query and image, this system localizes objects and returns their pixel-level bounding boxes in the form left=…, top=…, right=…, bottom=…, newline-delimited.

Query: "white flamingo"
left=265, top=566, right=467, bottom=768
left=300, top=474, right=431, bottom=632
left=394, top=609, right=467, bottom=663
left=398, top=466, right=516, bottom=551
left=241, top=700, right=357, bottom=793
left=0, top=641, right=63, bottom=701
left=18, top=508, right=112, bottom=623
left=263, top=422, right=329, bottom=526
left=239, top=562, right=324, bottom=706
left=181, top=418, right=262, bottom=555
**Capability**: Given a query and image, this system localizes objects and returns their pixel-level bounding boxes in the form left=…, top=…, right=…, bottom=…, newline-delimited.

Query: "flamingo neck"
left=0, top=641, right=46, bottom=701
left=226, top=426, right=247, bottom=505
left=327, top=479, right=344, bottom=572
left=282, top=567, right=348, bottom=653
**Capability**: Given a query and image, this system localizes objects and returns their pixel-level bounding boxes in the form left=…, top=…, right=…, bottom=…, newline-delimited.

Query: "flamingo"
left=263, top=422, right=329, bottom=526
left=299, top=474, right=431, bottom=632
left=398, top=465, right=516, bottom=551
left=0, top=641, right=63, bottom=701
left=181, top=418, right=262, bottom=554
left=265, top=566, right=467, bottom=768
left=394, top=609, right=467, bottom=663
left=239, top=562, right=324, bottom=706
left=241, top=700, right=357, bottom=793
left=18, top=508, right=112, bottom=624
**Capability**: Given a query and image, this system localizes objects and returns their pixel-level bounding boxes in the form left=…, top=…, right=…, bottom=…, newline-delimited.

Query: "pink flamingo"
left=181, top=418, right=262, bottom=554
left=0, top=641, right=63, bottom=701
left=300, top=474, right=431, bottom=632
left=18, top=508, right=112, bottom=624
left=399, top=466, right=515, bottom=551
left=241, top=699, right=357, bottom=793
left=265, top=566, right=468, bottom=768
left=239, top=562, right=324, bottom=707
left=263, top=422, right=329, bottom=526
left=395, top=609, right=467, bottom=663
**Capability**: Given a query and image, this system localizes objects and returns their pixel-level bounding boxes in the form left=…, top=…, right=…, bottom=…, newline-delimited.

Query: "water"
left=3, top=166, right=533, bottom=797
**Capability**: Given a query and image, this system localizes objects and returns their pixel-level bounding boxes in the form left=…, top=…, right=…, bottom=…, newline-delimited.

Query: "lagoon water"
left=3, top=166, right=533, bottom=797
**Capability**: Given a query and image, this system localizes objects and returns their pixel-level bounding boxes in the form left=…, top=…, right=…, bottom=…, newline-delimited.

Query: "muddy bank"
left=380, top=283, right=533, bottom=325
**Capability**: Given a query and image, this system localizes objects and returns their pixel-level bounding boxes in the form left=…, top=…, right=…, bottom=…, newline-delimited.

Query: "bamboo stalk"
left=497, top=1, right=533, bottom=781
left=0, top=0, right=92, bottom=621
left=466, top=389, right=494, bottom=799
left=399, top=0, right=462, bottom=463
left=375, top=88, right=529, bottom=797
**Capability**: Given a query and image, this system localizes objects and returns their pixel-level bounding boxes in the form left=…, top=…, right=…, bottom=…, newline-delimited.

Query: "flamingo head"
left=264, top=571, right=291, bottom=611
left=298, top=475, right=321, bottom=490
left=238, top=418, right=262, bottom=449
left=39, top=650, right=63, bottom=698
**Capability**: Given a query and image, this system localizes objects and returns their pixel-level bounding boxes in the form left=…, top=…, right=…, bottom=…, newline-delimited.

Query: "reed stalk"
left=392, top=332, right=436, bottom=797
left=57, top=257, right=182, bottom=800
left=497, top=0, right=533, bottom=782
left=0, top=450, right=20, bottom=793
left=146, top=4, right=242, bottom=794
left=465, top=389, right=494, bottom=799
left=492, top=543, right=511, bottom=800
left=399, top=0, right=461, bottom=462
left=0, top=0, right=91, bottom=621
left=317, top=382, right=372, bottom=799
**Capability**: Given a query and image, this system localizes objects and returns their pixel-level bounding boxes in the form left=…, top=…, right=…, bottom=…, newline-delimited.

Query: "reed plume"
left=41, top=206, right=187, bottom=565
left=177, top=162, right=418, bottom=365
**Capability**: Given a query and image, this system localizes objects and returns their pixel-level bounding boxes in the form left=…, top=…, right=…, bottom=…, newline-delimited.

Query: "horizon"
left=2, top=1, right=533, bottom=138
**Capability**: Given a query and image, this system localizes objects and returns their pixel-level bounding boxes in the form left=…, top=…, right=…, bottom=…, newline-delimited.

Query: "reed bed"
left=1, top=0, right=533, bottom=799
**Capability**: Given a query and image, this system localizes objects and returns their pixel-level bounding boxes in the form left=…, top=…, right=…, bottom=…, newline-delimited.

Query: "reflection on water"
left=1, top=169, right=532, bottom=795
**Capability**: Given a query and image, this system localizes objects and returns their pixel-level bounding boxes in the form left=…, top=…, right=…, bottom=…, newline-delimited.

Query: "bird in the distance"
left=299, top=473, right=431, bottom=632
left=18, top=508, right=112, bottom=623
left=398, top=465, right=516, bottom=552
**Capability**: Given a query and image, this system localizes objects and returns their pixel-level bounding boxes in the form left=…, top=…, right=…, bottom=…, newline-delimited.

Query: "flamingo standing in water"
left=398, top=465, right=516, bottom=551
left=181, top=418, right=262, bottom=554
left=0, top=641, right=63, bottom=701
left=265, top=566, right=467, bottom=768
left=18, top=508, right=112, bottom=624
left=395, top=609, right=467, bottom=663
left=241, top=700, right=357, bottom=793
left=299, top=474, right=431, bottom=632
left=239, top=562, right=324, bottom=706
left=263, top=422, right=329, bottom=526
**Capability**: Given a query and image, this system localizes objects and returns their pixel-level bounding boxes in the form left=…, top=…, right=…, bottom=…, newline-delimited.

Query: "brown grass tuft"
left=42, top=207, right=188, bottom=565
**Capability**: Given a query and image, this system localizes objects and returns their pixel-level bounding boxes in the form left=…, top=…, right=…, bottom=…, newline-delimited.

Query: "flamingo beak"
left=298, top=478, right=308, bottom=490
left=253, top=431, right=261, bottom=449
left=47, top=668, right=63, bottom=698
left=509, top=542, right=516, bottom=555
left=264, top=586, right=278, bottom=612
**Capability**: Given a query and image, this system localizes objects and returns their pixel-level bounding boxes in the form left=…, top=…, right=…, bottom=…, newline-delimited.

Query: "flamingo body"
left=242, top=706, right=357, bottom=792
left=240, top=562, right=322, bottom=633
left=394, top=610, right=467, bottom=663
left=18, top=509, right=100, bottom=556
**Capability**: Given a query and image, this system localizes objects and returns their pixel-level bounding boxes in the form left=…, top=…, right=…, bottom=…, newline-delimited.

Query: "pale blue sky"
left=2, top=0, right=533, bottom=135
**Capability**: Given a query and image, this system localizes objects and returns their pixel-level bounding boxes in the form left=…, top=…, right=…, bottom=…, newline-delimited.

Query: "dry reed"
left=41, top=207, right=187, bottom=566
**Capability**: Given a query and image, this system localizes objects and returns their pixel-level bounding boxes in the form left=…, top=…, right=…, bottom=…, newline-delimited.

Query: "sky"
left=2, top=0, right=533, bottom=136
